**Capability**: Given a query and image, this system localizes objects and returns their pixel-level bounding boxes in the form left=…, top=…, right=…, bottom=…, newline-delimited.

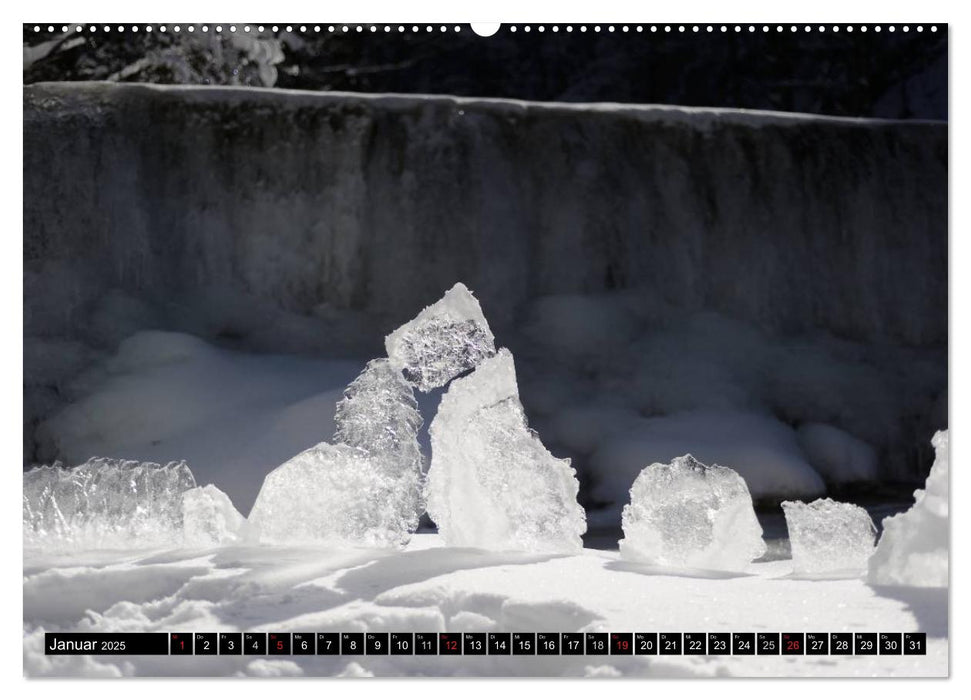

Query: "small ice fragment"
left=868, top=430, right=948, bottom=587
left=182, top=484, right=248, bottom=546
left=384, top=283, right=496, bottom=391
left=781, top=498, right=876, bottom=575
left=425, top=349, right=586, bottom=552
left=22, top=457, right=196, bottom=550
left=619, top=454, right=765, bottom=571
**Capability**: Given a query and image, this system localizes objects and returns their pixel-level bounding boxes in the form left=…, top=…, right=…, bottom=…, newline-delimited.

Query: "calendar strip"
left=45, top=632, right=925, bottom=656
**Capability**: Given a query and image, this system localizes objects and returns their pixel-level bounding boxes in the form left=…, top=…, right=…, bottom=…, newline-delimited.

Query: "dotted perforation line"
left=503, top=24, right=941, bottom=34
left=28, top=23, right=944, bottom=35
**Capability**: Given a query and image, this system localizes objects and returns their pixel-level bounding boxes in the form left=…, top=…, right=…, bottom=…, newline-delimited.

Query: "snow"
left=426, top=349, right=586, bottom=553
left=869, top=430, right=949, bottom=588
left=23, top=534, right=947, bottom=677
left=384, top=283, right=496, bottom=391
left=619, top=455, right=765, bottom=571
left=23, top=457, right=196, bottom=551
left=524, top=304, right=944, bottom=488
left=37, top=330, right=364, bottom=515
left=588, top=410, right=826, bottom=511
left=181, top=485, right=248, bottom=547
left=796, top=423, right=878, bottom=483
left=30, top=314, right=940, bottom=533
left=781, top=498, right=876, bottom=575
left=522, top=293, right=640, bottom=358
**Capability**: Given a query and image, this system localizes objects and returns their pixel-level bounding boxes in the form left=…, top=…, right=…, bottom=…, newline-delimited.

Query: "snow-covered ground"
left=25, top=310, right=947, bottom=679
left=23, top=534, right=946, bottom=678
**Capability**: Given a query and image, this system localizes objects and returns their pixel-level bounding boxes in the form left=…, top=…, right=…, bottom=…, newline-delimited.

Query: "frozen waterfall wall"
left=24, top=82, right=946, bottom=349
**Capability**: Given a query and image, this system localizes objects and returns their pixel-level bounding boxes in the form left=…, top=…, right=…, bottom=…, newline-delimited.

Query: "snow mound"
left=35, top=330, right=363, bottom=515
left=868, top=430, right=949, bottom=587
left=426, top=349, right=586, bottom=552
left=250, top=359, right=424, bottom=547
left=782, top=498, right=876, bottom=575
left=522, top=293, right=640, bottom=359
left=796, top=423, right=878, bottom=483
left=590, top=410, right=826, bottom=507
left=384, top=283, right=496, bottom=391
left=23, top=457, right=197, bottom=550
left=619, top=454, right=765, bottom=571
left=182, top=484, right=248, bottom=547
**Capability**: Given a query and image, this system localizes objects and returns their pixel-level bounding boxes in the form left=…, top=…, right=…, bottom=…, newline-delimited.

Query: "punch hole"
left=471, top=23, right=500, bottom=37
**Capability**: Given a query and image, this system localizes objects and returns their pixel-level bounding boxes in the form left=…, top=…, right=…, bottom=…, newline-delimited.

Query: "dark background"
left=24, top=23, right=948, bottom=120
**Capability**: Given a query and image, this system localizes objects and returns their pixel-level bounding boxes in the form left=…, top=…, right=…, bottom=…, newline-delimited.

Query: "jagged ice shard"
left=619, top=454, right=766, bottom=571
left=426, top=349, right=586, bottom=553
left=781, top=498, right=876, bottom=575
left=868, top=430, right=949, bottom=587
left=385, top=282, right=497, bottom=391
left=249, top=358, right=424, bottom=546
left=23, top=457, right=197, bottom=549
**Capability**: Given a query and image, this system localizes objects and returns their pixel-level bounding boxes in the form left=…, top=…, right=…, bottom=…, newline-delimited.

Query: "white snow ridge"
left=619, top=454, right=765, bottom=571
left=426, top=349, right=587, bottom=553
left=868, top=429, right=949, bottom=587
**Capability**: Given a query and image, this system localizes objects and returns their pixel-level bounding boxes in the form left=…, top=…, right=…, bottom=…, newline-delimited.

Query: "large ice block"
left=619, top=454, right=765, bottom=570
left=249, top=358, right=425, bottom=546
left=782, top=498, right=876, bottom=575
left=248, top=442, right=421, bottom=546
left=22, top=457, right=197, bottom=549
left=425, top=349, right=586, bottom=553
left=384, top=283, right=496, bottom=391
left=868, top=430, right=948, bottom=587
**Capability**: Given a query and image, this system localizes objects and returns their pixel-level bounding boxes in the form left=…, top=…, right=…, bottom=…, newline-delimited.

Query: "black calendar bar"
left=43, top=631, right=928, bottom=656
left=44, top=633, right=168, bottom=655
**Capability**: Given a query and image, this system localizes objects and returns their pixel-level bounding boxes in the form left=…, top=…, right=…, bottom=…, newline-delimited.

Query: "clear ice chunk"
left=182, top=484, right=248, bottom=547
left=334, top=358, right=423, bottom=465
left=781, top=498, right=876, bottom=575
left=248, top=442, right=420, bottom=546
left=868, top=430, right=948, bottom=587
left=249, top=358, right=424, bottom=547
left=23, top=457, right=197, bottom=550
left=619, top=454, right=766, bottom=571
left=384, top=283, right=497, bottom=391
left=425, top=348, right=586, bottom=553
